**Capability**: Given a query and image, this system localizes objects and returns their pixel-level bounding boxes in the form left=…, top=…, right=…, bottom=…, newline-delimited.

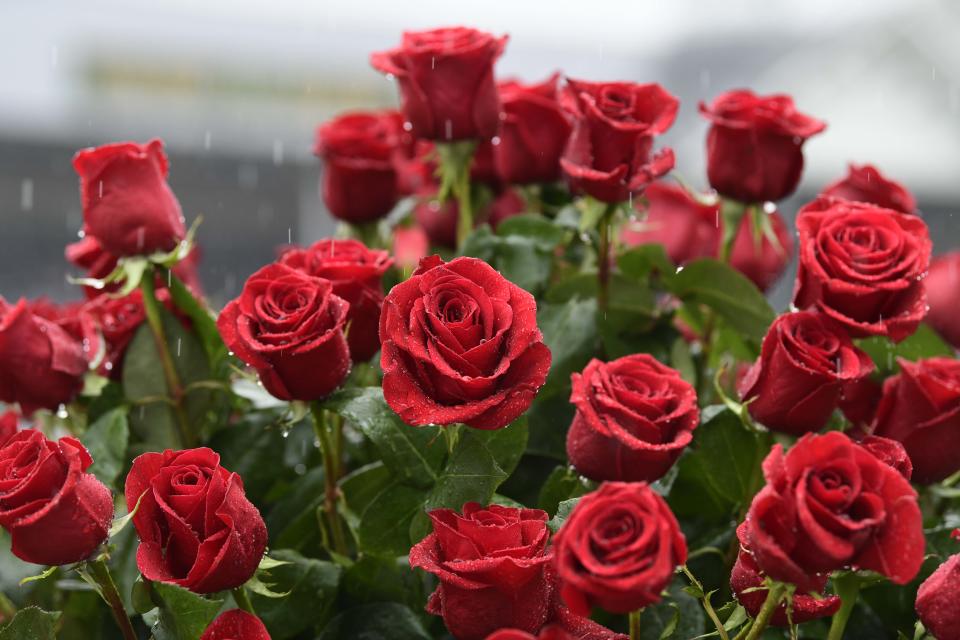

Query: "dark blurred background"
left=2, top=0, right=958, bottom=309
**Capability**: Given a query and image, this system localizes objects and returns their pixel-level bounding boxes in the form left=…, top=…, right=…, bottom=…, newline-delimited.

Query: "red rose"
left=314, top=110, right=404, bottom=223
left=217, top=263, right=350, bottom=401
left=371, top=27, right=507, bottom=141
left=839, top=376, right=883, bottom=428
left=699, top=89, right=825, bottom=203
left=0, top=410, right=18, bottom=445
left=124, top=447, right=268, bottom=593
left=201, top=610, right=271, bottom=640
left=820, top=163, right=916, bottom=214
left=83, top=291, right=149, bottom=378
left=925, top=252, right=960, bottom=349
left=620, top=182, right=719, bottom=265
left=495, top=74, right=572, bottom=185
left=728, top=208, right=793, bottom=292
left=73, top=139, right=186, bottom=256
left=793, top=197, right=931, bottom=341
left=393, top=226, right=430, bottom=272
left=472, top=139, right=500, bottom=186
left=280, top=239, right=394, bottom=361
left=561, top=79, right=678, bottom=204
left=553, top=482, right=687, bottom=615
left=0, top=430, right=113, bottom=565
left=409, top=503, right=553, bottom=640
left=856, top=434, right=913, bottom=481
left=738, top=311, right=874, bottom=435
left=414, top=190, right=460, bottom=249
left=489, top=188, right=527, bottom=230
left=730, top=523, right=840, bottom=626
left=873, top=357, right=960, bottom=484
left=743, top=431, right=923, bottom=593
left=916, top=554, right=960, bottom=640
left=566, top=354, right=698, bottom=482
left=379, top=256, right=551, bottom=430
left=0, top=297, right=88, bottom=415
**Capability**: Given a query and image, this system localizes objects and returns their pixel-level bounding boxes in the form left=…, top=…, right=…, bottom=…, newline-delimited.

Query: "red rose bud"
left=0, top=430, right=113, bottom=565
left=409, top=503, right=553, bottom=640
left=201, top=609, right=271, bottom=640
left=561, top=80, right=678, bottom=204
left=567, top=354, right=698, bottom=483
left=0, top=297, right=88, bottom=415
left=73, top=139, right=186, bottom=257
left=873, top=357, right=960, bottom=484
left=728, top=207, right=793, bottom=292
left=495, top=74, right=572, bottom=185
left=125, top=448, right=268, bottom=594
left=621, top=182, right=719, bottom=266
left=916, top=554, right=960, bottom=640
left=414, top=190, right=460, bottom=249
left=743, top=431, right=923, bottom=594
left=217, top=263, right=351, bottom=401
left=371, top=27, right=507, bottom=141
left=820, top=163, right=917, bottom=214
left=0, top=410, right=18, bottom=445
left=793, top=197, right=931, bottom=341
left=280, top=238, right=394, bottom=361
left=856, top=434, right=913, bottom=481
left=738, top=311, right=874, bottom=435
left=838, top=375, right=883, bottom=428
left=314, top=110, right=404, bottom=223
left=379, top=256, right=551, bottom=430
left=553, top=482, right=687, bottom=616
left=730, top=523, right=840, bottom=626
left=699, top=89, right=825, bottom=203
left=925, top=252, right=960, bottom=349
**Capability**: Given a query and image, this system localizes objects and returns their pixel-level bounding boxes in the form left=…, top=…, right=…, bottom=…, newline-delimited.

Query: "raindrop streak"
left=176, top=338, right=182, bottom=357
left=20, top=179, right=34, bottom=211
left=288, top=227, right=292, bottom=243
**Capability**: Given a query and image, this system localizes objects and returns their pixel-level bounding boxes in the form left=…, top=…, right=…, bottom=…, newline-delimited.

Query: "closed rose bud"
left=820, top=163, right=916, bottom=214
left=201, top=610, right=271, bottom=640
left=925, top=252, right=960, bottom=349
left=916, top=554, right=960, bottom=640
left=856, top=434, right=913, bottom=481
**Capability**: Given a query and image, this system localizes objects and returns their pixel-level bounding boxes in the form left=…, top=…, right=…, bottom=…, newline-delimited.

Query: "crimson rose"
left=83, top=291, right=149, bottom=378
left=0, top=410, right=18, bottom=445
left=857, top=434, right=913, bottom=480
left=201, top=610, right=271, bottom=640
left=620, top=182, right=718, bottom=265
left=820, top=163, right=916, bottom=214
left=699, top=89, right=825, bottom=203
left=728, top=208, right=793, bottom=292
left=125, top=447, right=268, bottom=593
left=925, top=252, right=960, bottom=349
left=218, top=263, right=350, bottom=401
left=379, top=256, right=551, bottom=430
left=414, top=191, right=460, bottom=249
left=916, top=553, right=960, bottom=640
left=793, top=196, right=931, bottom=341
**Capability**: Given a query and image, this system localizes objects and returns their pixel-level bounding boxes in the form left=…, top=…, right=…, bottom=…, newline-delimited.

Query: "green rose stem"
left=827, top=573, right=862, bottom=640
left=735, top=582, right=786, bottom=640
left=310, top=403, right=349, bottom=556
left=87, top=557, right=138, bottom=640
left=718, top=199, right=749, bottom=263
left=596, top=204, right=617, bottom=314
left=232, top=586, right=256, bottom=615
left=140, top=264, right=196, bottom=449
left=0, top=590, right=16, bottom=621
left=628, top=608, right=643, bottom=640
left=436, top=141, right=477, bottom=250
left=680, top=565, right=729, bottom=640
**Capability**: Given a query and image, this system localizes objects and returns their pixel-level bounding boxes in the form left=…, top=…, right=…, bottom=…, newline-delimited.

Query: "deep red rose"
left=472, top=139, right=500, bottom=186
left=820, top=163, right=916, bottom=214
left=566, top=354, right=698, bottom=482
left=489, top=188, right=527, bottom=230
left=925, top=252, right=960, bottom=349
left=393, top=225, right=430, bottom=272
left=83, top=291, right=149, bottom=378
left=280, top=239, right=394, bottom=361
left=553, top=482, right=687, bottom=616
left=731, top=523, right=840, bottom=626
left=793, top=197, right=931, bottom=341
left=314, top=110, right=404, bottom=223
left=856, top=434, right=913, bottom=481
left=620, top=182, right=719, bottom=265
left=0, top=410, right=18, bottom=445
left=0, top=297, right=88, bottom=415
left=410, top=503, right=553, bottom=640
left=729, top=208, right=794, bottom=292
left=560, top=79, right=678, bottom=203
left=371, top=27, right=507, bottom=141
left=201, top=609, right=271, bottom=640
left=0, top=430, right=113, bottom=565
left=873, top=357, right=960, bottom=484
left=414, top=190, right=460, bottom=249
left=738, top=311, right=874, bottom=435
left=839, top=375, right=883, bottom=428
left=917, top=554, right=960, bottom=640
left=380, top=256, right=551, bottom=429
left=699, top=89, right=825, bottom=203
left=125, top=447, right=268, bottom=593
left=73, top=139, right=186, bottom=256
left=217, top=263, right=350, bottom=401
left=395, top=139, right=436, bottom=196
left=495, top=74, right=572, bottom=185
left=743, top=431, right=923, bottom=593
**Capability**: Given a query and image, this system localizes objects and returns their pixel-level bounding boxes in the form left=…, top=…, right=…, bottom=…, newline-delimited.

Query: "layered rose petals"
left=916, top=554, right=960, bottom=640
left=820, top=163, right=917, bottom=214
left=201, top=609, right=271, bottom=640
left=925, top=252, right=960, bottom=349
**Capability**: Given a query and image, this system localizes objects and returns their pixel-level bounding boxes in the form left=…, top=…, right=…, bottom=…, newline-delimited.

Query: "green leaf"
left=0, top=607, right=60, bottom=640
left=618, top=244, right=676, bottom=283
left=549, top=497, right=582, bottom=533
left=167, top=272, right=229, bottom=372
left=318, top=603, right=431, bottom=640
left=342, top=555, right=425, bottom=610
left=495, top=213, right=566, bottom=249
left=857, top=323, right=954, bottom=375
left=538, top=465, right=591, bottom=516
left=640, top=582, right=706, bottom=640
left=148, top=582, right=223, bottom=640
left=80, top=407, right=129, bottom=488
left=469, top=416, right=528, bottom=478
left=461, top=226, right=554, bottom=295
left=537, top=298, right=598, bottom=393
left=250, top=549, right=341, bottom=640
left=358, top=482, right=429, bottom=557
left=266, top=466, right=326, bottom=552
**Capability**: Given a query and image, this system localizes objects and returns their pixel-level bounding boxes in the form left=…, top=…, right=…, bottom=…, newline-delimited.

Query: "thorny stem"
left=88, top=558, right=137, bottom=640
left=311, top=404, right=349, bottom=556
left=681, top=565, right=729, bottom=640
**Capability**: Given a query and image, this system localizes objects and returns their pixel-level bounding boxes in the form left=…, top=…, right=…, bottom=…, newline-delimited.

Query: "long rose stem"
left=738, top=582, right=786, bottom=640
left=827, top=574, right=861, bottom=640
left=89, top=558, right=138, bottom=640
left=311, top=404, right=349, bottom=556
left=628, top=608, right=643, bottom=640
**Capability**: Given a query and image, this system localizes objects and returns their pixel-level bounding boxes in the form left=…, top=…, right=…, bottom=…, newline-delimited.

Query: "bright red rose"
left=73, top=139, right=186, bottom=256
left=620, top=182, right=719, bottom=265
left=124, top=447, right=268, bottom=594
left=0, top=430, right=113, bottom=565
left=410, top=503, right=553, bottom=640
left=738, top=311, right=874, bottom=435
left=566, top=354, right=698, bottom=483
left=0, top=297, right=88, bottom=415
left=793, top=197, right=931, bottom=341
left=371, top=27, right=507, bottom=141
left=201, top=610, right=271, bottom=640
left=553, top=482, right=687, bottom=616
left=280, top=239, right=394, bottom=361
left=728, top=208, right=794, bottom=292
left=314, top=110, right=404, bottom=223
left=925, top=252, right=960, bottom=349
left=217, top=263, right=350, bottom=401
left=916, top=554, right=960, bottom=640
left=83, top=291, right=149, bottom=378
left=699, top=89, right=825, bottom=203
left=495, top=74, right=572, bottom=185
left=820, top=163, right=916, bottom=214
left=0, top=410, right=18, bottom=445
left=743, top=431, right=923, bottom=593
left=380, top=256, right=550, bottom=430
left=873, top=357, right=960, bottom=484
left=856, top=434, right=913, bottom=481
left=560, top=79, right=678, bottom=204
left=839, top=376, right=883, bottom=428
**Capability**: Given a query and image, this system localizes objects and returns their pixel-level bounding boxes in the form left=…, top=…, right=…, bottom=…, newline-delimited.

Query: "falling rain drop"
left=20, top=179, right=33, bottom=211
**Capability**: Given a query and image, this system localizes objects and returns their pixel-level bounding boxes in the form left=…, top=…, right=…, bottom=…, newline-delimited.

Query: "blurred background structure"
left=1, top=0, right=958, bottom=307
